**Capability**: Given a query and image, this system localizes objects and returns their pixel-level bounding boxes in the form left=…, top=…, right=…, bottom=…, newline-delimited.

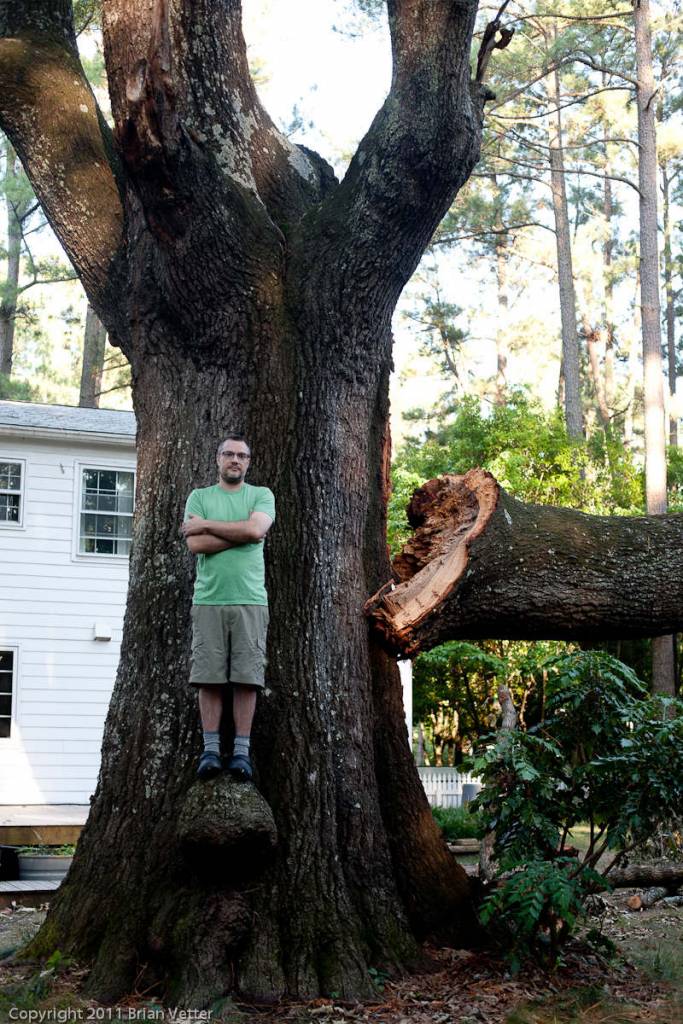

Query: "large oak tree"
left=0, top=0, right=489, bottom=1006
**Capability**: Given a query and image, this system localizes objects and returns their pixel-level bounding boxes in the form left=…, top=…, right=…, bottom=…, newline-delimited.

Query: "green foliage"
left=387, top=464, right=423, bottom=553
left=0, top=373, right=40, bottom=401
left=480, top=859, right=608, bottom=973
left=394, top=392, right=644, bottom=517
left=413, top=639, right=571, bottom=765
left=467, top=651, right=683, bottom=967
left=668, top=446, right=683, bottom=511
left=73, top=0, right=101, bottom=33
left=431, top=804, right=484, bottom=842
left=17, top=844, right=75, bottom=856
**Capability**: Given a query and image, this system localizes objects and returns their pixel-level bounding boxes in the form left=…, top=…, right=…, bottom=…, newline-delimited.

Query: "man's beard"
left=220, top=467, right=244, bottom=485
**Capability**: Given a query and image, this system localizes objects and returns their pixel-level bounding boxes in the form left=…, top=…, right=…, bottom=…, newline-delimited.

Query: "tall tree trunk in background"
left=546, top=47, right=582, bottom=439
left=494, top=237, right=509, bottom=405
left=0, top=0, right=485, bottom=1003
left=491, top=174, right=508, bottom=406
left=79, top=303, right=107, bottom=407
left=0, top=139, right=21, bottom=377
left=634, top=0, right=676, bottom=696
left=602, top=106, right=616, bottom=416
left=661, top=163, right=677, bottom=447
left=624, top=270, right=641, bottom=449
left=584, top=317, right=610, bottom=429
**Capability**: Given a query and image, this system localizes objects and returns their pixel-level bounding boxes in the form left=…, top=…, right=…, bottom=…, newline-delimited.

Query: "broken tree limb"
left=366, top=469, right=683, bottom=657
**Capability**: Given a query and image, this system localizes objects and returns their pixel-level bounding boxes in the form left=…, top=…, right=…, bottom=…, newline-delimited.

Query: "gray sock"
left=233, top=735, right=250, bottom=758
left=203, top=731, right=220, bottom=755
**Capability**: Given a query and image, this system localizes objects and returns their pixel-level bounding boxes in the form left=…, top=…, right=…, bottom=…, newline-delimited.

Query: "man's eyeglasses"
left=219, top=450, right=250, bottom=461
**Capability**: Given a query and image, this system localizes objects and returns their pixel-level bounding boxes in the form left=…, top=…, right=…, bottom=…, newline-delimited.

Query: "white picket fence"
left=418, top=767, right=480, bottom=808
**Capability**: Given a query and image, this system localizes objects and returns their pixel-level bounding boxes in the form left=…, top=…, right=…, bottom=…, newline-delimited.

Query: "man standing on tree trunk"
left=182, top=435, right=275, bottom=781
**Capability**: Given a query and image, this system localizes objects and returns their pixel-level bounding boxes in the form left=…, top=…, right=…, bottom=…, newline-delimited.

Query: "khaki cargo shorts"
left=190, top=605, right=269, bottom=688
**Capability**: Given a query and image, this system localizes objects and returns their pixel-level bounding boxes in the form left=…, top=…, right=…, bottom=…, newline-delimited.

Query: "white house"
left=0, top=401, right=136, bottom=804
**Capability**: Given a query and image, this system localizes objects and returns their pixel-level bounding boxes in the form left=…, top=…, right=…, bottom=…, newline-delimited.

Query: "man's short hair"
left=216, top=434, right=250, bottom=458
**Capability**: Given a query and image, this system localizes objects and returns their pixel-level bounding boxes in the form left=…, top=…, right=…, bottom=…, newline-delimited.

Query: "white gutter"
left=0, top=424, right=136, bottom=447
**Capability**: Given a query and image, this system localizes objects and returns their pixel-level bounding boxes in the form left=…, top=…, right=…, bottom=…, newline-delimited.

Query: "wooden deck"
left=0, top=805, right=88, bottom=846
left=0, top=879, right=61, bottom=910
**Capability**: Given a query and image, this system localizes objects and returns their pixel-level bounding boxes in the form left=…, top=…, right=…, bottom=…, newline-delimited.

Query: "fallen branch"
left=366, top=469, right=683, bottom=656
left=607, top=862, right=683, bottom=889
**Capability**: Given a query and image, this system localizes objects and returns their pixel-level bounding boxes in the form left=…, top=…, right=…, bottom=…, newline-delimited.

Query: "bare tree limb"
left=476, top=0, right=515, bottom=85
left=431, top=222, right=556, bottom=246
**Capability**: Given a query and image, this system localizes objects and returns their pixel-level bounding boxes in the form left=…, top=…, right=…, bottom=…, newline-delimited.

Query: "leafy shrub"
left=480, top=859, right=608, bottom=973
left=467, top=651, right=683, bottom=967
left=432, top=804, right=483, bottom=841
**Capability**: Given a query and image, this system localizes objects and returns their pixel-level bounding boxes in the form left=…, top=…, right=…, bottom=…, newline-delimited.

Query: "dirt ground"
left=0, top=890, right=681, bottom=1024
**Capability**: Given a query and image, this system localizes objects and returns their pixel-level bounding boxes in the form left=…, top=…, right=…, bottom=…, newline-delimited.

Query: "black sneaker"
left=197, top=750, right=222, bottom=780
left=227, top=753, right=253, bottom=782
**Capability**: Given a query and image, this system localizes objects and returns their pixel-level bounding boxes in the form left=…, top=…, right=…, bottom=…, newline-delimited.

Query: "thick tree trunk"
left=78, top=303, right=107, bottom=407
left=546, top=50, right=582, bottom=440
left=31, top=329, right=476, bottom=1005
left=366, top=469, right=683, bottom=656
left=0, top=139, right=21, bottom=377
left=4, top=0, right=487, bottom=1005
left=634, top=0, right=675, bottom=697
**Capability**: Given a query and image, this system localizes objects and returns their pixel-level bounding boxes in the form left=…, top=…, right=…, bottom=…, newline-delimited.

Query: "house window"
left=0, top=460, right=23, bottom=525
left=0, top=650, right=14, bottom=738
left=79, top=468, right=135, bottom=556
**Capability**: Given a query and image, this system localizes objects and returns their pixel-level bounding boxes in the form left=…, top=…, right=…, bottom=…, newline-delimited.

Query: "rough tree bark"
left=366, top=469, right=683, bottom=657
left=0, top=0, right=487, bottom=1006
left=634, top=0, right=675, bottom=697
left=609, top=862, right=683, bottom=889
left=78, top=303, right=107, bottom=408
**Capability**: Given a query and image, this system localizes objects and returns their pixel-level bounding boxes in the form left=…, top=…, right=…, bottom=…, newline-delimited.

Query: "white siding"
left=0, top=434, right=135, bottom=803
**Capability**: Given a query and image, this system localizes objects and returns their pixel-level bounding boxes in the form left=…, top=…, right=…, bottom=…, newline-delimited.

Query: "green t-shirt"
left=184, top=483, right=275, bottom=606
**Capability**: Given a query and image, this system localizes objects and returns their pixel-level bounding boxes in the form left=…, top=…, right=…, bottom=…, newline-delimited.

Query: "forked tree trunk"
left=0, top=0, right=486, bottom=1005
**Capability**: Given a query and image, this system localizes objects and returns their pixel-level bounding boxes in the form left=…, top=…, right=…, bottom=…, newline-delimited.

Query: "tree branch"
left=308, top=0, right=484, bottom=322
left=0, top=12, right=124, bottom=317
left=493, top=85, right=633, bottom=120
left=572, top=53, right=638, bottom=88
left=431, top=222, right=556, bottom=246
